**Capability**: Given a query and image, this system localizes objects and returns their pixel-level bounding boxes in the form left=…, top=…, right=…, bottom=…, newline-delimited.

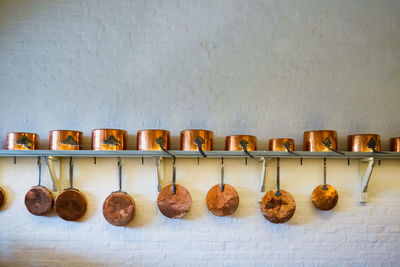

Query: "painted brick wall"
left=0, top=0, right=400, bottom=266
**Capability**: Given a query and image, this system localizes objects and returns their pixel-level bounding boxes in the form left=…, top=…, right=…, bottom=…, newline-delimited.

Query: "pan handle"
left=322, top=158, right=328, bottom=190
left=69, top=157, right=74, bottom=189
left=274, top=158, right=282, bottom=196
left=118, top=157, right=122, bottom=192
left=171, top=158, right=177, bottom=195
left=193, top=137, right=207, bottom=158
left=155, top=137, right=176, bottom=160
left=323, top=137, right=345, bottom=155
left=367, top=137, right=385, bottom=154
left=282, top=141, right=300, bottom=156
left=239, top=140, right=254, bottom=158
left=37, top=157, right=41, bottom=186
left=219, top=158, right=225, bottom=192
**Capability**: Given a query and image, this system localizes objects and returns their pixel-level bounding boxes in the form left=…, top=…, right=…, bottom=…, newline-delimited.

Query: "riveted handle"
left=323, top=137, right=345, bottom=155
left=171, top=158, right=177, bottom=195
left=322, top=158, right=328, bottom=190
left=282, top=141, right=300, bottom=156
left=156, top=137, right=176, bottom=160
left=239, top=140, right=254, bottom=158
left=220, top=158, right=225, bottom=192
left=69, top=157, right=74, bottom=189
left=274, top=158, right=282, bottom=196
left=37, top=157, right=41, bottom=186
left=194, top=137, right=207, bottom=158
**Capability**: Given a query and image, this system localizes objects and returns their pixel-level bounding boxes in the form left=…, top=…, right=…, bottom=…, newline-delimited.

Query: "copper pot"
left=49, top=130, right=82, bottom=150
left=92, top=129, right=127, bottom=150
left=303, top=130, right=338, bottom=152
left=390, top=137, right=400, bottom=152
left=180, top=130, right=213, bottom=156
left=348, top=134, right=381, bottom=152
left=6, top=132, right=39, bottom=150
left=137, top=129, right=170, bottom=151
left=269, top=138, right=295, bottom=152
left=225, top=135, right=257, bottom=151
left=0, top=186, right=6, bottom=210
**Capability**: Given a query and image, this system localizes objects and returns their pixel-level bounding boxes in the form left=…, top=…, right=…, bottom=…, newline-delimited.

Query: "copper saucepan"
left=348, top=134, right=381, bottom=152
left=225, top=135, right=256, bottom=157
left=92, top=129, right=127, bottom=150
left=137, top=129, right=170, bottom=151
left=24, top=157, right=54, bottom=216
left=6, top=132, right=39, bottom=150
left=49, top=130, right=82, bottom=150
left=103, top=158, right=136, bottom=226
left=181, top=129, right=213, bottom=157
left=390, top=137, right=400, bottom=152
left=305, top=130, right=339, bottom=211
left=0, top=186, right=6, bottom=210
left=269, top=138, right=298, bottom=156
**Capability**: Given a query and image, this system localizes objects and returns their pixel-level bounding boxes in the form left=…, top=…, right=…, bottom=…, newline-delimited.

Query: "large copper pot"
left=92, top=129, right=127, bottom=150
left=49, top=130, right=82, bottom=150
left=303, top=130, right=338, bottom=152
left=137, top=129, right=170, bottom=151
left=6, top=132, right=39, bottom=150
left=348, top=134, right=381, bottom=152
left=180, top=130, right=213, bottom=156
left=390, top=137, right=400, bottom=152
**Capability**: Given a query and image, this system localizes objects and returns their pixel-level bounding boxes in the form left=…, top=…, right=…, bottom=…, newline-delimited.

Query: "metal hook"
left=300, top=158, right=303, bottom=166
left=142, top=157, right=144, bottom=165
left=193, top=137, right=207, bottom=158
left=13, top=156, right=16, bottom=164
left=156, top=137, right=176, bottom=161
left=94, top=157, right=96, bottom=165
left=348, top=158, right=350, bottom=166
left=239, top=140, right=254, bottom=159
left=323, top=137, right=345, bottom=155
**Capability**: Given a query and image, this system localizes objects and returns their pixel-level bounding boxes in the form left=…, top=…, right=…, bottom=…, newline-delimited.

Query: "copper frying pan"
left=103, top=158, right=136, bottom=226
left=0, top=186, right=6, bottom=210
left=206, top=159, right=239, bottom=217
left=24, top=157, right=54, bottom=216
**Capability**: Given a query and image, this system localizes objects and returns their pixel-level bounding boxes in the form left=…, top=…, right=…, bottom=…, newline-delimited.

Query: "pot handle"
left=60, top=135, right=81, bottom=148
left=171, top=158, right=177, bottom=195
left=118, top=157, right=122, bottom=192
left=68, top=157, right=74, bottom=189
left=16, top=135, right=33, bottom=149
left=37, top=157, right=41, bottom=186
left=322, top=158, right=328, bottom=190
left=367, top=137, right=385, bottom=154
left=282, top=141, right=299, bottom=156
left=193, top=137, right=207, bottom=157
left=155, top=137, right=176, bottom=160
left=239, top=140, right=254, bottom=158
left=274, top=158, right=282, bottom=196
left=219, top=158, right=225, bottom=192
left=323, top=137, right=345, bottom=155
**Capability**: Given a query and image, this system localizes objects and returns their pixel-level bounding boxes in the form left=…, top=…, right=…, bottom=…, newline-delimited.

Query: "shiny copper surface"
left=347, top=134, right=381, bottom=152
left=0, top=186, right=6, bottom=210
left=24, top=186, right=54, bottom=216
left=92, top=129, right=127, bottom=150
left=225, top=135, right=257, bottom=151
left=269, top=138, right=295, bottom=151
left=206, top=184, right=239, bottom=216
left=49, top=130, right=82, bottom=150
left=390, top=137, right=400, bottom=152
left=6, top=132, right=39, bottom=150
left=103, top=191, right=136, bottom=226
left=55, top=189, right=87, bottom=221
left=137, top=129, right=170, bottom=151
left=180, top=129, right=213, bottom=151
left=261, top=189, right=296, bottom=224
left=311, top=184, right=338, bottom=210
left=304, top=130, right=338, bottom=152
left=157, top=184, right=192, bottom=218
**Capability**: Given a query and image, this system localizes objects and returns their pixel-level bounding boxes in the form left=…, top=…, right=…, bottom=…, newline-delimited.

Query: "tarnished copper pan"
left=261, top=190, right=296, bottom=224
left=348, top=134, right=381, bottom=152
left=206, top=184, right=239, bottom=216
left=390, top=137, right=400, bottom=152
left=225, top=135, right=257, bottom=151
left=180, top=129, right=213, bottom=151
left=55, top=189, right=87, bottom=221
left=0, top=186, right=6, bottom=210
left=137, top=129, right=170, bottom=150
left=92, top=129, right=127, bottom=150
left=269, top=138, right=295, bottom=151
left=49, top=130, right=82, bottom=150
left=304, top=130, right=338, bottom=152
left=311, top=185, right=338, bottom=210
left=6, top=132, right=39, bottom=150
left=25, top=186, right=54, bottom=216
left=157, top=184, right=192, bottom=218
left=103, top=191, right=136, bottom=226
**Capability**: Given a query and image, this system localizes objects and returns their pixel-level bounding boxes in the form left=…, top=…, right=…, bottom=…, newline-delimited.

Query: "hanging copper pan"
left=137, top=129, right=170, bottom=151
left=103, top=158, right=136, bottom=226
left=348, top=134, right=381, bottom=152
left=181, top=129, right=213, bottom=157
left=157, top=160, right=192, bottom=218
left=206, top=159, right=239, bottom=217
left=92, top=129, right=127, bottom=150
left=390, top=137, right=400, bottom=152
left=24, top=157, right=54, bottom=216
left=6, top=132, right=39, bottom=150
left=0, top=186, right=6, bottom=210
left=49, top=130, right=82, bottom=150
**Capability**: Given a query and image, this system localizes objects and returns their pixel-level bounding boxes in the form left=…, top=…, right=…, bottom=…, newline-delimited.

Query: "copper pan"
left=206, top=159, right=239, bottom=217
left=6, top=132, right=39, bottom=150
left=0, top=186, right=6, bottom=210
left=303, top=130, right=343, bottom=154
left=269, top=138, right=299, bottom=156
left=225, top=135, right=256, bottom=159
left=348, top=134, right=381, bottom=152
left=103, top=158, right=135, bottom=226
left=49, top=130, right=82, bottom=150
left=137, top=129, right=170, bottom=151
left=24, top=157, right=54, bottom=216
left=390, top=137, right=400, bottom=152
left=92, top=129, right=127, bottom=150
left=180, top=129, right=213, bottom=157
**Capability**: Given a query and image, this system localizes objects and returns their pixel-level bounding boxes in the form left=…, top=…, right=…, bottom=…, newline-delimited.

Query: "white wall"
left=0, top=0, right=399, bottom=266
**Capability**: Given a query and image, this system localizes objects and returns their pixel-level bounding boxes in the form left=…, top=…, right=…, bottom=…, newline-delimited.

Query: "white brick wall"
left=0, top=0, right=400, bottom=266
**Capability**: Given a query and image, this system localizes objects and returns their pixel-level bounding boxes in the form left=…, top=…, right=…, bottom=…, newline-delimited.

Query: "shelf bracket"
left=258, top=157, right=271, bottom=203
left=359, top=157, right=377, bottom=203
left=44, top=156, right=60, bottom=192
left=154, top=157, right=164, bottom=193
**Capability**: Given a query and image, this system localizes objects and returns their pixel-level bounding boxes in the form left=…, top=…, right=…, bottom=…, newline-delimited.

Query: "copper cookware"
left=103, top=158, right=136, bottom=226
left=206, top=159, right=239, bottom=217
left=269, top=138, right=295, bottom=151
left=304, top=130, right=341, bottom=153
left=6, top=132, right=39, bottom=150
left=348, top=134, right=381, bottom=152
left=225, top=135, right=256, bottom=159
left=92, top=129, right=127, bottom=150
left=390, top=137, right=400, bottom=152
left=157, top=161, right=192, bottom=218
left=0, top=186, right=6, bottom=210
left=24, top=157, right=54, bottom=216
left=49, top=130, right=82, bottom=150
left=181, top=129, right=213, bottom=157
left=55, top=158, right=87, bottom=221
left=137, top=129, right=170, bottom=151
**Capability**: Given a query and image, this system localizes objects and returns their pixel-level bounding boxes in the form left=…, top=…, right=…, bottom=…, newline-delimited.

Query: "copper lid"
left=137, top=129, right=170, bottom=151
left=55, top=189, right=87, bottom=221
left=157, top=184, right=192, bottom=218
left=6, top=132, right=39, bottom=150
left=0, top=187, right=6, bottom=210
left=311, top=184, right=338, bottom=210
left=49, top=130, right=82, bottom=150
left=390, top=137, right=400, bottom=152
left=206, top=184, right=239, bottom=216
left=24, top=186, right=54, bottom=216
left=103, top=191, right=136, bottom=226
left=225, top=135, right=257, bottom=151
left=269, top=138, right=295, bottom=151
left=92, top=129, right=127, bottom=150
left=261, top=189, right=296, bottom=224
left=180, top=129, right=213, bottom=151
left=304, top=130, right=338, bottom=152
left=347, top=134, right=381, bottom=152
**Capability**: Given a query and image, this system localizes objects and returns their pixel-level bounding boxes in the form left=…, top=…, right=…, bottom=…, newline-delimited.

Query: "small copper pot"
left=92, top=129, right=127, bottom=150
left=225, top=135, right=257, bottom=151
left=6, top=132, right=39, bottom=150
left=348, top=134, right=381, bottom=152
left=304, top=130, right=338, bottom=152
left=0, top=186, right=6, bottom=210
left=390, top=137, right=400, bottom=152
left=180, top=129, right=213, bottom=151
left=269, top=138, right=295, bottom=151
left=137, top=129, right=170, bottom=151
left=49, top=130, right=82, bottom=150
